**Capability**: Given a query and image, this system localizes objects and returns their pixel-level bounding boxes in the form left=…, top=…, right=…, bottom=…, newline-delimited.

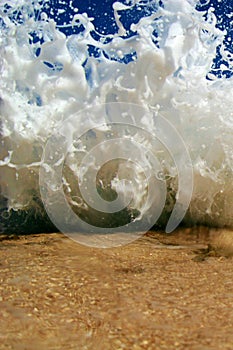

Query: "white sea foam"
left=0, top=0, right=232, bottom=233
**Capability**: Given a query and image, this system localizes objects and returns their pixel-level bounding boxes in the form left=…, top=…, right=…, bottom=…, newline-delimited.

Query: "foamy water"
left=0, top=0, right=232, bottom=236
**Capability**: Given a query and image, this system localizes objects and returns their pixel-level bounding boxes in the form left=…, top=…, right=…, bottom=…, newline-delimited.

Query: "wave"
left=0, top=0, right=232, bottom=236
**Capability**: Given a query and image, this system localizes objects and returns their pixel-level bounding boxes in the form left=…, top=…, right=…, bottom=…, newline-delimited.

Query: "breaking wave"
left=0, top=0, right=232, bottom=235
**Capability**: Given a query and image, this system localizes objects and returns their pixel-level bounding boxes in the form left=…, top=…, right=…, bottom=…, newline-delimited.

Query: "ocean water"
left=0, top=0, right=232, bottom=239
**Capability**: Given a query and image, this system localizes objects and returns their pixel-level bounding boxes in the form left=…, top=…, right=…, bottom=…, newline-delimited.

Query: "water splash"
left=0, top=0, right=232, bottom=234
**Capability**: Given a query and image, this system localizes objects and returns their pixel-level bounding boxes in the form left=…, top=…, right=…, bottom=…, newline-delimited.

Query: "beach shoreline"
left=0, top=228, right=232, bottom=349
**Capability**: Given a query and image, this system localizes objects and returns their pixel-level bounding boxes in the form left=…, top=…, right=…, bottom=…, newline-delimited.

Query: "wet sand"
left=0, top=228, right=232, bottom=350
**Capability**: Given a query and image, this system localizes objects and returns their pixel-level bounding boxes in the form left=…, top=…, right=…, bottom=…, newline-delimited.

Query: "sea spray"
left=0, top=0, right=232, bottom=236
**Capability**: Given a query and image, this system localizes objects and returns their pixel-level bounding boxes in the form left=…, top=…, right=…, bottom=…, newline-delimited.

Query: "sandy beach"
left=0, top=227, right=233, bottom=350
